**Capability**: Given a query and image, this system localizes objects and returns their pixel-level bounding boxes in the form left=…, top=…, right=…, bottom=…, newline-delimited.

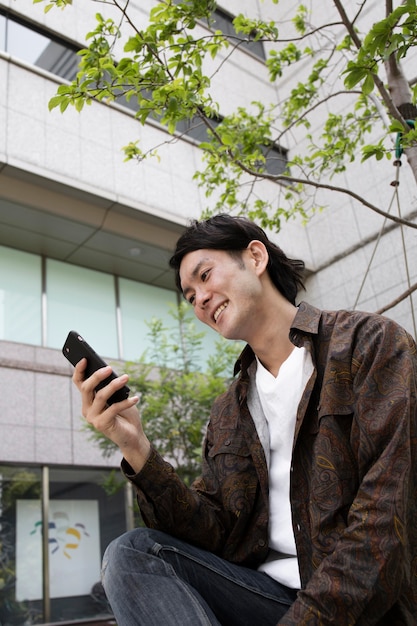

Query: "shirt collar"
left=290, top=301, right=321, bottom=335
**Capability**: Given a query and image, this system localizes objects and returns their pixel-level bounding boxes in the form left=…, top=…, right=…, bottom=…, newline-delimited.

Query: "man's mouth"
left=214, top=302, right=228, bottom=323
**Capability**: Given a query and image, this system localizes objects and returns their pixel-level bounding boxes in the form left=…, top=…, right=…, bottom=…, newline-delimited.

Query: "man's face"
left=179, top=247, right=264, bottom=341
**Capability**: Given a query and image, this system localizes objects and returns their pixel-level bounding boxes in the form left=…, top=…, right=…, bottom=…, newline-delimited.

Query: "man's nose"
left=195, top=288, right=210, bottom=308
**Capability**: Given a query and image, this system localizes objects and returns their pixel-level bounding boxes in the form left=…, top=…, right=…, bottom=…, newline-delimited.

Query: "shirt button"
left=224, top=439, right=231, bottom=446
left=296, top=524, right=301, bottom=532
left=258, top=539, right=266, bottom=547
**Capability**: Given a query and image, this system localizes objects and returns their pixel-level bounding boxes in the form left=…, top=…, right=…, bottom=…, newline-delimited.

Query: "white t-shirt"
left=255, top=346, right=313, bottom=589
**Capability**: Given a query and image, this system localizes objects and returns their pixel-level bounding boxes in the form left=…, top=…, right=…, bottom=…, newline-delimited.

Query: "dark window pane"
left=0, top=465, right=128, bottom=624
left=0, top=466, right=44, bottom=625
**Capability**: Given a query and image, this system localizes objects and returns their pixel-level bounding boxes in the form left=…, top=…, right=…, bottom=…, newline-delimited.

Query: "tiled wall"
left=0, top=340, right=122, bottom=467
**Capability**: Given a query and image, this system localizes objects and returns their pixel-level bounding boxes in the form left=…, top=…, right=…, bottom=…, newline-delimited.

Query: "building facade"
left=0, top=0, right=416, bottom=623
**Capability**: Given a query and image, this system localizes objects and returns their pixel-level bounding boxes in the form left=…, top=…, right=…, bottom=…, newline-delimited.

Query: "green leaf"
left=390, top=119, right=407, bottom=133
left=362, top=73, right=374, bottom=95
left=48, top=95, right=64, bottom=111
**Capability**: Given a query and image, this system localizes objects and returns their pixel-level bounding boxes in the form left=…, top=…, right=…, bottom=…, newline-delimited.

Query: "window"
left=0, top=9, right=274, bottom=159
left=46, top=260, right=119, bottom=358
left=0, top=466, right=43, bottom=625
left=0, top=242, right=221, bottom=367
left=0, top=10, right=79, bottom=80
left=177, top=115, right=288, bottom=177
left=119, top=278, right=178, bottom=362
left=0, top=246, right=42, bottom=344
left=0, top=465, right=129, bottom=624
left=205, top=6, right=266, bottom=60
left=0, top=243, right=181, bottom=359
left=171, top=1, right=266, bottom=60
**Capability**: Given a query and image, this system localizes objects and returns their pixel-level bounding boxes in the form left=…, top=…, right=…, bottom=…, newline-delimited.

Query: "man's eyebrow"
left=181, top=258, right=209, bottom=297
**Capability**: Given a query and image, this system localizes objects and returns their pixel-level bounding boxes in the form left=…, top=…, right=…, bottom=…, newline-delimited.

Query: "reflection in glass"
left=7, top=20, right=51, bottom=64
left=46, top=467, right=127, bottom=623
left=0, top=465, right=129, bottom=624
left=0, top=12, right=78, bottom=80
left=0, top=466, right=44, bottom=625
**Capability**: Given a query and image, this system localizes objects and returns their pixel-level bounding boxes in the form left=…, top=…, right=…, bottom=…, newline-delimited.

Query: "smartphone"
left=62, top=330, right=130, bottom=405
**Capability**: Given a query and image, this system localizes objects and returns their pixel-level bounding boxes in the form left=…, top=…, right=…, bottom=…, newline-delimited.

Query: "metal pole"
left=124, top=482, right=135, bottom=531
left=42, top=466, right=51, bottom=623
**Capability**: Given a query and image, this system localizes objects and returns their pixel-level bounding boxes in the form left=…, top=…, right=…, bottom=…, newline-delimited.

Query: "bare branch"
left=275, top=175, right=417, bottom=229
left=332, top=0, right=362, bottom=48
left=376, top=282, right=417, bottom=314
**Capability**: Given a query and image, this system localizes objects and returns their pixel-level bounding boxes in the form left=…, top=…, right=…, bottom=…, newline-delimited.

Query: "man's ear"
left=246, top=240, right=269, bottom=275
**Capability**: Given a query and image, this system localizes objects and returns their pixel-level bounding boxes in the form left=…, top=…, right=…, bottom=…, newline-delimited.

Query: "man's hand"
left=73, top=358, right=151, bottom=473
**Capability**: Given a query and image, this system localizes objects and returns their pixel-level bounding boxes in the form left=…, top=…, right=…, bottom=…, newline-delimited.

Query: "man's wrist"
left=122, top=438, right=152, bottom=474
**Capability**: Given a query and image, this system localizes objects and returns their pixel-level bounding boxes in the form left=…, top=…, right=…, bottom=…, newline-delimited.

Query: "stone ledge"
left=0, top=356, right=70, bottom=376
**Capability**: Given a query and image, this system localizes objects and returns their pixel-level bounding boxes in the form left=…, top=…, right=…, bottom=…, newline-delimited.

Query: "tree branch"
left=274, top=175, right=417, bottom=229
left=376, top=282, right=417, bottom=314
left=332, top=0, right=362, bottom=48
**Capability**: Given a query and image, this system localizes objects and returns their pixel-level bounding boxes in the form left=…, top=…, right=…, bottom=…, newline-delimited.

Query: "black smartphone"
left=62, top=330, right=130, bottom=405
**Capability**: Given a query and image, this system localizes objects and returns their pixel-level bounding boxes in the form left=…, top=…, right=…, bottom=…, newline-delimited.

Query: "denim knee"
left=101, top=527, right=163, bottom=586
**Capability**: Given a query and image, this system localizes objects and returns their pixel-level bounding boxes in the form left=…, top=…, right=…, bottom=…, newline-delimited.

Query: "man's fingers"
left=72, top=360, right=113, bottom=391
left=94, top=373, right=130, bottom=404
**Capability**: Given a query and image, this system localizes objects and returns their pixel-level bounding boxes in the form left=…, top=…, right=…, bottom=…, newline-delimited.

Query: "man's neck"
left=250, top=299, right=298, bottom=377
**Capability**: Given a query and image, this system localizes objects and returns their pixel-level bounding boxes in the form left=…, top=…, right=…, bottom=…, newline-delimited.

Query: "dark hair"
left=169, top=214, right=305, bottom=304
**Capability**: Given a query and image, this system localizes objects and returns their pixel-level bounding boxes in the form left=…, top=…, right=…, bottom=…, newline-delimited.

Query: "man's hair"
left=169, top=214, right=305, bottom=305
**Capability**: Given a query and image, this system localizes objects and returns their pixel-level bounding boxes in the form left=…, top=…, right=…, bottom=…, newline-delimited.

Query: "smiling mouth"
left=214, top=302, right=228, bottom=322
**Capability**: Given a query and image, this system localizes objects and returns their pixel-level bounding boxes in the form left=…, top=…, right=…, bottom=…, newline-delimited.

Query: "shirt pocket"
left=208, top=435, right=251, bottom=459
left=207, top=436, right=258, bottom=517
left=207, top=434, right=254, bottom=481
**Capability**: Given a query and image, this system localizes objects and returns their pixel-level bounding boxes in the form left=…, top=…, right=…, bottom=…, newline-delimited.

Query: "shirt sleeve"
left=279, top=316, right=417, bottom=625
left=121, top=440, right=231, bottom=553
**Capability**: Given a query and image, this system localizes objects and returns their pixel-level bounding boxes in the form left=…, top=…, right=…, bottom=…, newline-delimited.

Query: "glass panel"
left=7, top=19, right=52, bottom=65
left=118, top=277, right=178, bottom=361
left=0, top=13, right=5, bottom=51
left=46, top=259, right=119, bottom=357
left=1, top=12, right=78, bottom=80
left=0, top=466, right=43, bottom=625
left=47, top=467, right=126, bottom=622
left=0, top=246, right=42, bottom=344
left=207, top=8, right=265, bottom=60
left=0, top=465, right=128, bottom=625
left=34, top=40, right=79, bottom=80
left=262, top=146, right=288, bottom=176
left=177, top=115, right=220, bottom=143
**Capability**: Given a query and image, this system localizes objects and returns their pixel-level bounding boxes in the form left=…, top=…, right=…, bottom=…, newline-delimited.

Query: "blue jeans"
left=102, top=528, right=297, bottom=626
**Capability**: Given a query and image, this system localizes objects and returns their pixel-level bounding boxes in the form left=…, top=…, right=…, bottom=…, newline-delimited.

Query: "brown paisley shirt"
left=125, top=302, right=417, bottom=625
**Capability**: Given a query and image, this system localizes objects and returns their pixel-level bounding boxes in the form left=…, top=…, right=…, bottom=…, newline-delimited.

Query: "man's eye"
left=201, top=270, right=209, bottom=281
left=188, top=295, right=195, bottom=305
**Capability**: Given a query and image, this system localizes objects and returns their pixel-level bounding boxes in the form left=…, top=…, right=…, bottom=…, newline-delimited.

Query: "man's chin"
left=217, top=327, right=240, bottom=341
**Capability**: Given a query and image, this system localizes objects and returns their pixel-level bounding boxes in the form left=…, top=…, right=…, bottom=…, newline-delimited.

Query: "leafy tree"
left=33, top=0, right=417, bottom=314
left=34, top=1, right=417, bottom=211
left=89, top=303, right=242, bottom=485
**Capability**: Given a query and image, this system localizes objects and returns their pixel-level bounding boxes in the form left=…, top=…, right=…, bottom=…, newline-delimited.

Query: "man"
left=74, top=214, right=417, bottom=625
